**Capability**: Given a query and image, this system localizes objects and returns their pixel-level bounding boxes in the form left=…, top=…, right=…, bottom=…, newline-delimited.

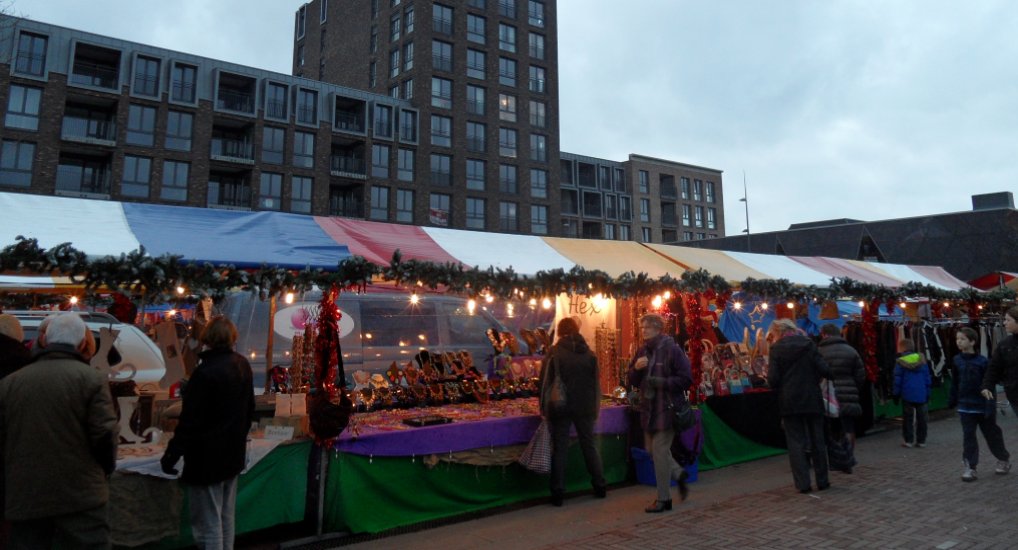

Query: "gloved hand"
left=160, top=454, right=180, bottom=476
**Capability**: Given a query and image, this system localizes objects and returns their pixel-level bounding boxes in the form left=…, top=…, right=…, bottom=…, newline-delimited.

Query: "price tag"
left=264, top=425, right=295, bottom=440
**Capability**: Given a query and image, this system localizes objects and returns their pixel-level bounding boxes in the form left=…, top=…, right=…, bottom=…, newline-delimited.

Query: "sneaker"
left=995, top=460, right=1011, bottom=475
left=901, top=441, right=914, bottom=448
left=916, top=443, right=927, bottom=448
left=962, top=467, right=977, bottom=482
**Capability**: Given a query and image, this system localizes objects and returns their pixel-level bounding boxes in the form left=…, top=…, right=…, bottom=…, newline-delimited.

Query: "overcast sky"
left=14, top=0, right=1018, bottom=234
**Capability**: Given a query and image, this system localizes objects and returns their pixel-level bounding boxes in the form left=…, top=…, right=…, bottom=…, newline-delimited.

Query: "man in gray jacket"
left=0, top=313, right=118, bottom=549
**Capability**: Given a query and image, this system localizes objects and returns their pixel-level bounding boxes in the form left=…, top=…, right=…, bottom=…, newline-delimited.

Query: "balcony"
left=331, top=156, right=367, bottom=179
left=330, top=188, right=364, bottom=218
left=216, top=89, right=254, bottom=114
left=336, top=112, right=365, bottom=133
left=207, top=181, right=252, bottom=210
left=69, top=60, right=119, bottom=90
left=55, top=165, right=111, bottom=198
left=211, top=139, right=254, bottom=164
left=399, top=124, right=417, bottom=142
left=265, top=99, right=287, bottom=119
left=61, top=117, right=116, bottom=146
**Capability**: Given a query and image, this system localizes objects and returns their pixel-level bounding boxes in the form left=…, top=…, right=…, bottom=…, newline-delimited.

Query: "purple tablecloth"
left=336, top=405, right=629, bottom=457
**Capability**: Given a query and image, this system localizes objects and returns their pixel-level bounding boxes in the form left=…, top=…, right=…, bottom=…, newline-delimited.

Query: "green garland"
left=1, top=236, right=1014, bottom=305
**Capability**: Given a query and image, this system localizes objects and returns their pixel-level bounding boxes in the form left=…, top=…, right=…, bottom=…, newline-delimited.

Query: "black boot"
left=644, top=499, right=672, bottom=513
left=550, top=492, right=563, bottom=507
left=677, top=470, right=690, bottom=502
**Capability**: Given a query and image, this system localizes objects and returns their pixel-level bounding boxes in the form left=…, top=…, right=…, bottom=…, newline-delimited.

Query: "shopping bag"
left=518, top=420, right=552, bottom=474
left=820, top=378, right=840, bottom=418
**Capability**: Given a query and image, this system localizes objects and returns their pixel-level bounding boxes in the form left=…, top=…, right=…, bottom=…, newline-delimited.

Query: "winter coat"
left=892, top=352, right=931, bottom=404
left=627, top=334, right=692, bottom=433
left=0, top=345, right=118, bottom=520
left=0, top=333, right=31, bottom=380
left=983, top=334, right=1018, bottom=406
left=950, top=353, right=993, bottom=414
left=817, top=336, right=866, bottom=417
left=767, top=334, right=831, bottom=416
left=539, top=333, right=600, bottom=419
left=162, top=348, right=255, bottom=485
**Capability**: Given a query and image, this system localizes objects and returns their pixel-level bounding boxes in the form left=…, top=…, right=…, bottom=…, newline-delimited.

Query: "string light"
left=761, top=302, right=769, bottom=310
left=943, top=301, right=951, bottom=308
left=176, top=286, right=186, bottom=295
left=467, top=299, right=477, bottom=314
left=651, top=295, right=663, bottom=309
left=786, top=302, right=795, bottom=310
left=663, top=291, right=671, bottom=300
left=285, top=292, right=295, bottom=304
left=410, top=293, right=420, bottom=305
left=528, top=298, right=537, bottom=308
left=858, top=301, right=865, bottom=308
left=506, top=303, right=515, bottom=318
left=542, top=297, right=553, bottom=310
left=484, top=294, right=494, bottom=303
left=978, top=304, right=985, bottom=310
left=69, top=296, right=78, bottom=305
left=899, top=302, right=907, bottom=309
left=733, top=301, right=743, bottom=310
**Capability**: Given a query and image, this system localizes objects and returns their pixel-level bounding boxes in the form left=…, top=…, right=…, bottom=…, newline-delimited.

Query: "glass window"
left=694, top=205, right=704, bottom=227
left=371, top=25, right=378, bottom=53
left=499, top=201, right=518, bottom=232
left=528, top=33, right=545, bottom=60
left=390, top=13, right=401, bottom=41
left=528, top=65, right=546, bottom=93
left=640, top=198, right=650, bottom=222
left=370, top=185, right=389, bottom=220
left=297, top=89, right=318, bottom=124
left=707, top=207, right=717, bottom=229
left=693, top=179, right=703, bottom=201
left=431, top=77, right=452, bottom=109
left=466, top=49, right=486, bottom=80
left=466, top=121, right=486, bottom=152
left=161, top=161, right=189, bottom=201
left=498, top=57, right=516, bottom=87
left=467, top=84, right=485, bottom=115
left=5, top=85, right=42, bottom=131
left=396, top=189, right=414, bottom=223
left=399, top=109, right=417, bottom=142
left=170, top=62, right=197, bottom=103
left=639, top=170, right=649, bottom=193
left=432, top=40, right=453, bottom=72
left=529, top=99, right=546, bottom=128
left=680, top=177, right=690, bottom=199
left=466, top=197, right=486, bottom=229
left=529, top=133, right=546, bottom=162
left=405, top=5, right=415, bottom=33
left=468, top=0, right=486, bottom=8
left=530, top=168, right=547, bottom=198
left=265, top=82, right=288, bottom=120
left=121, top=155, right=151, bottom=198
left=530, top=205, right=548, bottom=235
left=467, top=14, right=486, bottom=44
left=528, top=1, right=544, bottom=26
left=0, top=140, right=34, bottom=187
left=498, top=93, right=516, bottom=122
left=499, top=0, right=516, bottom=19
left=374, top=104, right=393, bottom=137
left=294, top=131, right=315, bottom=168
left=429, top=193, right=451, bottom=226
left=430, top=153, right=451, bottom=186
left=404, top=41, right=415, bottom=71
left=296, top=5, right=307, bottom=38
left=321, top=0, right=329, bottom=22
left=371, top=144, right=390, bottom=178
left=641, top=227, right=653, bottom=242
left=466, top=159, right=485, bottom=190
left=133, top=55, right=160, bottom=97
left=619, top=196, right=632, bottom=221
left=258, top=172, right=283, bottom=210
left=403, top=78, right=414, bottom=99
left=390, top=84, right=399, bottom=99
left=15, top=32, right=47, bottom=76
left=292, top=176, right=313, bottom=213
left=390, top=49, right=400, bottom=78
left=498, top=24, right=516, bottom=52
left=433, top=3, right=453, bottom=35
left=126, top=104, right=156, bottom=146
left=397, top=148, right=414, bottom=181
left=369, top=61, right=376, bottom=87
left=261, top=126, right=285, bottom=165
left=499, top=164, right=517, bottom=194
left=498, top=127, right=517, bottom=157
left=706, top=181, right=716, bottom=203
left=605, top=194, right=618, bottom=219
left=430, top=115, right=452, bottom=147
left=682, top=204, right=691, bottom=226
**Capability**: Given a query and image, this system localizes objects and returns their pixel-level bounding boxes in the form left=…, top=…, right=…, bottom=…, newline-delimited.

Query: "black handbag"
left=672, top=400, right=696, bottom=433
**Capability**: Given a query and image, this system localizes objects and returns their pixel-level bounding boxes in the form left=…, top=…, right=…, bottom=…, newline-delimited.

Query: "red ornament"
left=684, top=292, right=705, bottom=404
left=861, top=299, right=879, bottom=383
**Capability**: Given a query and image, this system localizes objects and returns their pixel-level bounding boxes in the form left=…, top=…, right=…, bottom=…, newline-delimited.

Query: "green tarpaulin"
left=698, top=403, right=785, bottom=471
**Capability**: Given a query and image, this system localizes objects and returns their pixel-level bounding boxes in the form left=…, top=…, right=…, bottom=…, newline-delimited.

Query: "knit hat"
left=0, top=314, right=24, bottom=341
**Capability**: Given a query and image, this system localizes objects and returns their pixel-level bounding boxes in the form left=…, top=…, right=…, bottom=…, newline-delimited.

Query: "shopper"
left=817, top=323, right=866, bottom=469
left=982, top=305, right=1018, bottom=418
left=0, top=313, right=119, bottom=549
left=893, top=338, right=932, bottom=448
left=540, top=317, right=606, bottom=506
left=0, top=314, right=30, bottom=380
left=627, top=313, right=692, bottom=513
left=767, top=319, right=832, bottom=493
left=161, top=316, right=254, bottom=550
left=950, top=327, right=1010, bottom=481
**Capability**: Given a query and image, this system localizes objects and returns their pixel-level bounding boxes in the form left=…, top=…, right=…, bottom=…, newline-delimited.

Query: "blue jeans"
left=902, top=401, right=928, bottom=445
left=188, top=477, right=238, bottom=550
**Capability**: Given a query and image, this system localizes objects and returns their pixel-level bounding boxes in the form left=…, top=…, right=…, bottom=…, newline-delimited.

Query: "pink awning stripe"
left=789, top=256, right=902, bottom=287
left=907, top=265, right=971, bottom=290
left=313, top=217, right=460, bottom=266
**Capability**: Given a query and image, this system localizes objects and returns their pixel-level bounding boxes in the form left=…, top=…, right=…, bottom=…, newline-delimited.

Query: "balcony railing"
left=211, top=139, right=254, bottom=162
left=297, top=105, right=317, bottom=124
left=265, top=99, right=287, bottom=119
left=55, top=166, right=111, bottom=196
left=400, top=124, right=417, bottom=142
left=171, top=81, right=195, bottom=103
left=432, top=17, right=453, bottom=35
left=330, top=192, right=364, bottom=218
left=216, top=89, right=254, bottom=113
left=133, top=74, right=159, bottom=96
left=331, top=156, right=366, bottom=177
left=336, top=112, right=364, bottom=132
left=61, top=117, right=117, bottom=144
left=69, top=61, right=118, bottom=89
left=528, top=78, right=545, bottom=94
left=432, top=54, right=453, bottom=72
left=208, top=183, right=252, bottom=209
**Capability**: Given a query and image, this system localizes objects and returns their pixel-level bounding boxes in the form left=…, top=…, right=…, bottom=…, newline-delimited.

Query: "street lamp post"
left=739, top=172, right=750, bottom=252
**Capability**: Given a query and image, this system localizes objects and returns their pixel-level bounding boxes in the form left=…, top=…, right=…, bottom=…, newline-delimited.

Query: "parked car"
left=10, top=310, right=166, bottom=391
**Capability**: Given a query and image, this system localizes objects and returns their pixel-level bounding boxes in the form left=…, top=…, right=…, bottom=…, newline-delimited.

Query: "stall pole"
left=265, top=295, right=277, bottom=393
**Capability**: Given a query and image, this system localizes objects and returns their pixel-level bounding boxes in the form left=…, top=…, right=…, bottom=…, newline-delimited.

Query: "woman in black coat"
left=540, top=317, right=605, bottom=507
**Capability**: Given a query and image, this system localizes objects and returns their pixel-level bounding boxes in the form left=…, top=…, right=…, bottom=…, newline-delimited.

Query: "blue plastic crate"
left=631, top=447, right=698, bottom=486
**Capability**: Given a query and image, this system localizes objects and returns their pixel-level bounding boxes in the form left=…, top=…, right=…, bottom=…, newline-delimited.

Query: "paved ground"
left=317, top=407, right=1018, bottom=549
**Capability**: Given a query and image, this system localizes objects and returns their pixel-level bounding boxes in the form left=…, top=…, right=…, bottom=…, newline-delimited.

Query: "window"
left=372, top=0, right=379, bottom=18
left=390, top=49, right=400, bottom=78
left=399, top=109, right=417, bottom=141
left=405, top=5, right=415, bottom=33
left=583, top=191, right=602, bottom=217
left=390, top=84, right=399, bottom=98
left=15, top=32, right=47, bottom=76
left=466, top=198, right=486, bottom=229
left=291, top=176, right=313, bottom=213
left=498, top=127, right=517, bottom=157
left=161, top=161, right=189, bottom=201
left=261, top=126, right=285, bottom=165
left=433, top=4, right=453, bottom=35
left=396, top=189, right=414, bottom=223
left=614, top=168, right=626, bottom=192
left=604, top=224, right=616, bottom=240
left=467, top=14, right=486, bottom=43
left=599, top=166, right=611, bottom=189
left=467, top=84, right=485, bottom=115
left=321, top=0, right=329, bottom=22
left=620, top=225, right=631, bottom=241
left=639, top=198, right=650, bottom=222
left=466, top=159, right=485, bottom=190
left=374, top=104, right=393, bottom=137
left=431, top=77, right=452, bottom=109
left=297, top=89, right=318, bottom=125
left=530, top=168, right=547, bottom=198
left=528, top=65, right=546, bottom=93
left=530, top=205, right=547, bottom=234
left=370, top=185, right=389, bottom=220
left=372, top=144, right=390, bottom=178
left=430, top=115, right=452, bottom=147
left=528, top=32, right=545, bottom=60
left=371, top=25, right=378, bottom=53
left=498, top=93, right=517, bottom=121
left=403, top=78, right=414, bottom=99
left=620, top=196, right=632, bottom=221
left=0, top=140, right=34, bottom=187
left=292, top=131, right=315, bottom=168
left=430, top=154, right=451, bottom=186
left=498, top=24, right=516, bottom=52
left=529, top=133, right=546, bottom=162
left=528, top=1, right=544, bottom=26
left=499, top=201, right=518, bottom=231
left=5, top=85, right=42, bottom=131
left=296, top=5, right=307, bottom=38
left=126, top=104, right=156, bottom=146
left=680, top=177, right=690, bottom=199
left=660, top=175, right=676, bottom=198
left=498, top=57, right=516, bottom=87
left=707, top=207, right=717, bottom=229
left=498, top=164, right=517, bottom=194
left=529, top=100, right=546, bottom=128
left=560, top=189, right=578, bottom=215
left=641, top=227, right=652, bottom=242
left=706, top=181, right=716, bottom=203
left=466, top=121, right=486, bottom=152
left=369, top=61, right=376, bottom=87
left=265, top=82, right=288, bottom=120
left=133, top=55, right=160, bottom=97
left=694, top=205, right=704, bottom=227
left=404, top=41, right=415, bottom=71
left=693, top=179, right=703, bottom=201
left=296, top=43, right=305, bottom=69
left=258, top=172, right=282, bottom=210
left=468, top=0, right=486, bottom=8
left=170, top=62, right=197, bottom=103
left=432, top=40, right=453, bottom=72
left=639, top=170, right=649, bottom=193
left=429, top=193, right=451, bottom=226
left=466, top=49, right=486, bottom=80
left=397, top=148, right=414, bottom=181
left=390, top=13, right=401, bottom=41
left=682, top=204, right=691, bottom=226
left=120, top=155, right=151, bottom=198
left=605, top=195, right=618, bottom=219
left=499, top=0, right=516, bottom=18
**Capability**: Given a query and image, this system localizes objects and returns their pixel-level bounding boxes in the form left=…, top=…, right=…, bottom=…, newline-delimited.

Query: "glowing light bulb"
left=858, top=301, right=865, bottom=308
left=529, top=298, right=537, bottom=307
left=410, top=293, right=420, bottom=305
left=733, top=301, right=743, bottom=310
left=285, top=292, right=295, bottom=304
left=978, top=304, right=985, bottom=310
left=786, top=302, right=795, bottom=310
left=167, top=309, right=177, bottom=316
left=69, top=296, right=79, bottom=305
left=484, top=294, right=494, bottom=303
left=506, top=303, right=515, bottom=318
left=651, top=295, right=663, bottom=309
left=542, top=297, right=553, bottom=310
left=943, top=302, right=951, bottom=308
left=663, top=291, right=671, bottom=300
left=761, top=302, right=769, bottom=310
left=176, top=286, right=186, bottom=295
left=899, top=302, right=907, bottom=309
left=467, top=299, right=477, bottom=314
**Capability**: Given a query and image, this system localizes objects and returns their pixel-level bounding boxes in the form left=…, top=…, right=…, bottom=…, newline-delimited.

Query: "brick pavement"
left=320, top=408, right=1018, bottom=549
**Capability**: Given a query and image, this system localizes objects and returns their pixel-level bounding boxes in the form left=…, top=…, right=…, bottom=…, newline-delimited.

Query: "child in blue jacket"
left=893, top=338, right=931, bottom=447
left=949, top=327, right=1010, bottom=481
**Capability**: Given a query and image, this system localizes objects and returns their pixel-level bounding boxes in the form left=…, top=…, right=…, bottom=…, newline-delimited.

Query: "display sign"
left=553, top=293, right=616, bottom=344
left=264, top=425, right=295, bottom=440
